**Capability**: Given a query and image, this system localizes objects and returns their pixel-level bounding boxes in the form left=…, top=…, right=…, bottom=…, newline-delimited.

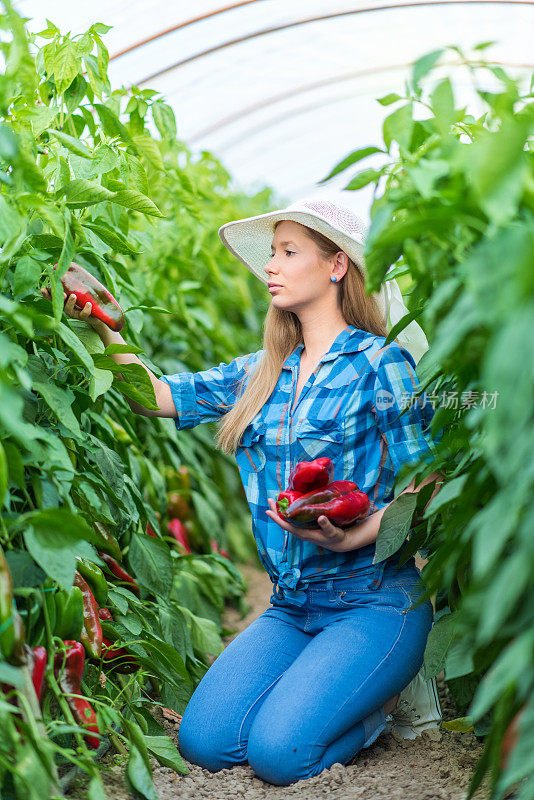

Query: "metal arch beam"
left=184, top=57, right=533, bottom=142
left=130, top=1, right=534, bottom=87
left=109, top=1, right=269, bottom=60
left=204, top=58, right=532, bottom=154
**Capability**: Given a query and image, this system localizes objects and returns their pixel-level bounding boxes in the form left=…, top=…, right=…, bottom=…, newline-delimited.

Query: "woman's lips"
left=268, top=284, right=282, bottom=292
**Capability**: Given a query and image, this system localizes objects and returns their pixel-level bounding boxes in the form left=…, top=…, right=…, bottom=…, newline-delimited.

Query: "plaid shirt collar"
left=282, top=324, right=375, bottom=371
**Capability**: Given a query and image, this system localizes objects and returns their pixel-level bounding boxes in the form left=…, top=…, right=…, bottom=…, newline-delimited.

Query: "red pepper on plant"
left=53, top=641, right=100, bottom=749
left=209, top=539, right=230, bottom=559
left=167, top=519, right=192, bottom=554
left=73, top=572, right=103, bottom=659
left=96, top=607, right=140, bottom=674
left=287, top=457, right=334, bottom=493
left=30, top=646, right=47, bottom=704
left=97, top=553, right=140, bottom=597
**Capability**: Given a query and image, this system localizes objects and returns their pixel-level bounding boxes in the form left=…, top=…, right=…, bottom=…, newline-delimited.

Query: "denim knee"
left=247, top=719, right=304, bottom=786
left=178, top=706, right=244, bottom=772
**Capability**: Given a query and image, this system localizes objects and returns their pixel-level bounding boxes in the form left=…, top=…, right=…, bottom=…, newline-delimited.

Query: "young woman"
left=42, top=194, right=442, bottom=786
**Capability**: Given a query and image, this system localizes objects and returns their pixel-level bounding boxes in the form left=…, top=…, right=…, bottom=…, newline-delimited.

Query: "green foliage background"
left=0, top=2, right=533, bottom=798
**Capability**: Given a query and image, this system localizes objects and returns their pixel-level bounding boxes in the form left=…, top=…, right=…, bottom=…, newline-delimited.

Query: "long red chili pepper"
left=54, top=641, right=100, bottom=749
left=97, top=553, right=140, bottom=597
left=288, top=457, right=334, bottom=493
left=73, top=572, right=103, bottom=659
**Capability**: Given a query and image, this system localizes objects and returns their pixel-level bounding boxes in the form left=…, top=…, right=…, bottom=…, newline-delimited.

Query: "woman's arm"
left=92, top=320, right=176, bottom=418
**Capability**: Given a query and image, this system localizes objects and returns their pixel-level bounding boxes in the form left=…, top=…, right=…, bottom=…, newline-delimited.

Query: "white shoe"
left=388, top=668, right=442, bottom=739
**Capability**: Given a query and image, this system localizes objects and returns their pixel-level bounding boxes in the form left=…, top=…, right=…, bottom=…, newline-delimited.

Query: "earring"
left=330, top=276, right=337, bottom=282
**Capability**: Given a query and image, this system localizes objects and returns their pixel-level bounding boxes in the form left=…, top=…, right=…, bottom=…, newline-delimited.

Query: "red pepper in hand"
left=278, top=480, right=370, bottom=529
left=288, top=457, right=334, bottom=493
left=275, top=489, right=304, bottom=517
left=52, top=261, right=125, bottom=331
left=54, top=641, right=100, bottom=749
left=97, top=553, right=140, bottom=597
left=73, top=572, right=103, bottom=659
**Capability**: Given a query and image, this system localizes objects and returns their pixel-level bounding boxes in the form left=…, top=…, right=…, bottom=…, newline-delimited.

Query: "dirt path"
left=83, top=559, right=494, bottom=800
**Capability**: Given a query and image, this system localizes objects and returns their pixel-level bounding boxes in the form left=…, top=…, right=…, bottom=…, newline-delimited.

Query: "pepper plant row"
left=0, top=4, right=271, bottom=798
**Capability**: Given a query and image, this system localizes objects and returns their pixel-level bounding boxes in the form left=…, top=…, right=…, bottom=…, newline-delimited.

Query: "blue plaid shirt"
left=160, top=325, right=439, bottom=606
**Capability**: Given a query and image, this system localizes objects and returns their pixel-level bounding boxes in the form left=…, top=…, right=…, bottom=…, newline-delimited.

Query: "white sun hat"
left=218, top=193, right=429, bottom=364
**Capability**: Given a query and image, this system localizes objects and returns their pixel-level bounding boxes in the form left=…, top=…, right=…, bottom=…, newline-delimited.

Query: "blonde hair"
left=215, top=221, right=388, bottom=455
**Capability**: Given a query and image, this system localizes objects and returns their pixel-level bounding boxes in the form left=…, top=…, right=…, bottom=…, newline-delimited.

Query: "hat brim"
left=218, top=209, right=367, bottom=286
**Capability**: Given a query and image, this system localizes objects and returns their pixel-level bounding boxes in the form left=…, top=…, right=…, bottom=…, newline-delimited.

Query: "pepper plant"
left=0, top=3, right=271, bottom=796
left=322, top=47, right=533, bottom=800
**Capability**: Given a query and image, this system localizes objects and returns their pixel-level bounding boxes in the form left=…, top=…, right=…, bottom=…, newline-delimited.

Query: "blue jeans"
left=178, top=560, right=434, bottom=786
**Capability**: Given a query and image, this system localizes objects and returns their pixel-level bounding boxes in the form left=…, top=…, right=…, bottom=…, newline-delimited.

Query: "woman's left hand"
left=265, top=498, right=347, bottom=552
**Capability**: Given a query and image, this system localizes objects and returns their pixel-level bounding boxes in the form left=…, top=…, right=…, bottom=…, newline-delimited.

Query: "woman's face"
left=264, top=221, right=341, bottom=313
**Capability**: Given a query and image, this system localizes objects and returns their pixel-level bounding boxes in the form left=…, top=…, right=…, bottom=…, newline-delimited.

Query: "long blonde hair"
left=215, top=221, right=388, bottom=455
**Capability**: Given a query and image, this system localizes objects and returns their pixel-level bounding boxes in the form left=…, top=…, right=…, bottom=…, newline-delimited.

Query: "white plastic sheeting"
left=14, top=0, right=534, bottom=216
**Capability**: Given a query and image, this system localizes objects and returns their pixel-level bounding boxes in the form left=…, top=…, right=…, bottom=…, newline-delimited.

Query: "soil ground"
left=69, top=558, right=495, bottom=800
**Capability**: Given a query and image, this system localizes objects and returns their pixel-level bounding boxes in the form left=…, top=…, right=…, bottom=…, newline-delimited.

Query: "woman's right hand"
left=40, top=285, right=106, bottom=331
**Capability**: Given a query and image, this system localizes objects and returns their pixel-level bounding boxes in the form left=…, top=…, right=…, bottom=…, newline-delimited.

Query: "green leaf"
left=110, top=189, right=164, bottom=217
left=52, top=40, right=80, bottom=95
left=423, top=474, right=468, bottom=517
left=374, top=492, right=417, bottom=563
left=412, top=49, right=444, bottom=88
left=144, top=735, right=188, bottom=772
left=128, top=533, right=173, bottom=598
left=319, top=146, right=384, bottom=183
left=423, top=611, right=459, bottom=681
left=46, top=128, right=92, bottom=159
left=152, top=102, right=177, bottom=142
left=383, top=103, right=414, bottom=152
left=469, top=631, right=534, bottom=720
left=83, top=222, right=139, bottom=254
left=345, top=167, right=383, bottom=191
left=59, top=178, right=115, bottom=207
left=21, top=510, right=98, bottom=588
left=126, top=744, right=158, bottom=800
left=376, top=93, right=403, bottom=106
left=0, top=662, right=24, bottom=688
left=5, top=550, right=46, bottom=588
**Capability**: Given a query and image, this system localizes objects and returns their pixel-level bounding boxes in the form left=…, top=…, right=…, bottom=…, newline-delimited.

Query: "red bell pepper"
left=278, top=480, right=370, bottom=529
left=288, top=457, right=334, bottom=493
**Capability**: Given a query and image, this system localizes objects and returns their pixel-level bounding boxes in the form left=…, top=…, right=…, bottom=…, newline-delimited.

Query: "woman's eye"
left=285, top=250, right=295, bottom=256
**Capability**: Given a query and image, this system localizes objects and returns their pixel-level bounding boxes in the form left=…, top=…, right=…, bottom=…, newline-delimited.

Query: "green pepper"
left=55, top=585, right=84, bottom=640
left=76, top=558, right=108, bottom=607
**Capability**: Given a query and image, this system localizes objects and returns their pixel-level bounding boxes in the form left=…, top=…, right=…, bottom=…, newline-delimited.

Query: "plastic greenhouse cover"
left=13, top=0, right=534, bottom=215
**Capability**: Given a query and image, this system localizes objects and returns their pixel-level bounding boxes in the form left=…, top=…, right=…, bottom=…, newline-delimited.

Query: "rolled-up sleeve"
left=160, top=350, right=263, bottom=429
left=373, top=343, right=438, bottom=471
